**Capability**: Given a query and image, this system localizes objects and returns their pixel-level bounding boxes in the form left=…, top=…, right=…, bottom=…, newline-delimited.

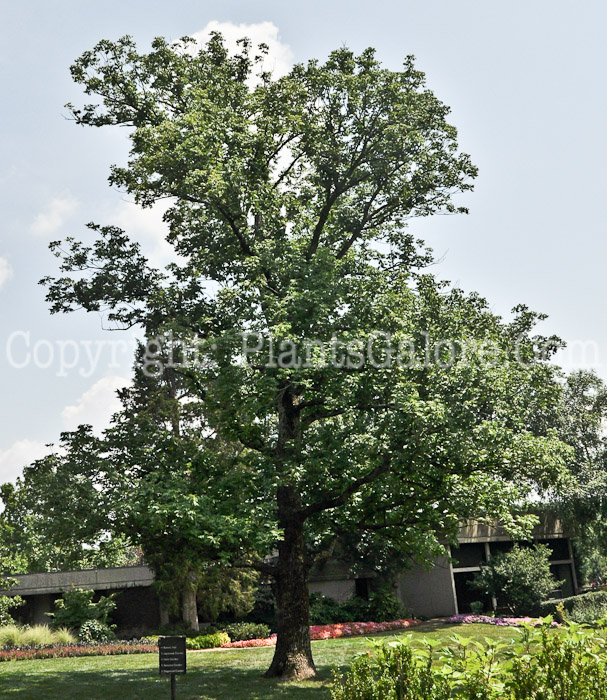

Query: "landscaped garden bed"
left=447, top=614, right=561, bottom=627
left=0, top=621, right=519, bottom=700
left=0, top=640, right=157, bottom=662
left=220, top=619, right=421, bottom=648
left=0, top=618, right=422, bottom=660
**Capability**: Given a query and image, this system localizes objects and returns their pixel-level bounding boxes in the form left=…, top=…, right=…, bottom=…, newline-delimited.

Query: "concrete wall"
left=398, top=556, right=457, bottom=618
left=6, top=565, right=154, bottom=597
left=308, top=579, right=355, bottom=603
left=457, top=516, right=566, bottom=543
left=19, top=593, right=56, bottom=625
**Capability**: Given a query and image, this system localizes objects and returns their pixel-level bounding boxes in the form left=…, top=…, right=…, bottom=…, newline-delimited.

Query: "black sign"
left=159, top=636, right=186, bottom=676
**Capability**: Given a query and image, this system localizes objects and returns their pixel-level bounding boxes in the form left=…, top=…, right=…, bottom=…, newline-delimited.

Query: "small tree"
left=470, top=544, right=560, bottom=615
left=47, top=588, right=116, bottom=630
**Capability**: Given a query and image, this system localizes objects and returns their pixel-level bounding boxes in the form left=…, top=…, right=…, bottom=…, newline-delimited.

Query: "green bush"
left=540, top=590, right=607, bottom=623
left=569, top=594, right=607, bottom=624
left=310, top=593, right=352, bottom=624
left=185, top=631, right=230, bottom=650
left=77, top=620, right=117, bottom=645
left=219, top=622, right=271, bottom=641
left=0, top=595, right=24, bottom=626
left=47, top=588, right=116, bottom=630
left=469, top=601, right=484, bottom=615
left=154, top=623, right=201, bottom=638
left=310, top=587, right=406, bottom=625
left=470, top=544, right=560, bottom=616
left=331, top=640, right=451, bottom=700
left=332, top=625, right=607, bottom=699
left=365, top=586, right=406, bottom=622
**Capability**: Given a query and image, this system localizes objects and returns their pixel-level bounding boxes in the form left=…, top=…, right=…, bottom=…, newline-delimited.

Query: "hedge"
left=540, top=590, right=607, bottom=623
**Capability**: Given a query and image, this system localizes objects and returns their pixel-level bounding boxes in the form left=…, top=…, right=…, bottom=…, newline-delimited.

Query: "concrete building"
left=398, top=518, right=577, bottom=618
left=8, top=565, right=160, bottom=637
left=309, top=517, right=578, bottom=619
left=4, top=518, right=578, bottom=632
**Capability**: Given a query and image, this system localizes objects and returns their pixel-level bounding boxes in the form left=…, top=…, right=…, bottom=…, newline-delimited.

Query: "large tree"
left=40, top=34, right=569, bottom=678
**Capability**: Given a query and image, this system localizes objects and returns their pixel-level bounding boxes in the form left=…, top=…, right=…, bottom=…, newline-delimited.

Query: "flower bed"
left=222, top=634, right=277, bottom=648
left=0, top=641, right=156, bottom=662
left=447, top=614, right=560, bottom=627
left=220, top=619, right=420, bottom=648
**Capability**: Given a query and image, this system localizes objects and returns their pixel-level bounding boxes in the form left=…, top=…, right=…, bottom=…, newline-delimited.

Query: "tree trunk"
left=181, top=573, right=199, bottom=632
left=265, top=486, right=316, bottom=680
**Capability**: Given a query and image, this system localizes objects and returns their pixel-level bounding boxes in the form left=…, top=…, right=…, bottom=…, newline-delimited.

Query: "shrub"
left=77, top=620, right=117, bottom=645
left=332, top=625, right=607, bottom=699
left=309, top=593, right=351, bottom=624
left=569, top=594, right=607, bottom=624
left=469, top=600, right=484, bottom=615
left=47, top=588, right=116, bottom=630
left=154, top=623, right=200, bottom=638
left=0, top=595, right=24, bottom=626
left=541, top=590, right=607, bottom=623
left=470, top=544, right=560, bottom=616
left=219, top=622, right=271, bottom=641
left=309, top=587, right=406, bottom=625
left=185, top=632, right=230, bottom=649
left=331, top=640, right=451, bottom=700
left=365, top=586, right=406, bottom=622
left=509, top=626, right=607, bottom=699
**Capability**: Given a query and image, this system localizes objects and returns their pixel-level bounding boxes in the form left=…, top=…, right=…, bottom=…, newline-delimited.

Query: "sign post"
left=159, top=636, right=186, bottom=700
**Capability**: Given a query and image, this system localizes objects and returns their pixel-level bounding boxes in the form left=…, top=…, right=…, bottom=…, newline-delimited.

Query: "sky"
left=1, top=0, right=605, bottom=482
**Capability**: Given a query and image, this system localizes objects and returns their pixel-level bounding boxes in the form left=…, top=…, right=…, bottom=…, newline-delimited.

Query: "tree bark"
left=181, top=573, right=199, bottom=632
left=265, top=486, right=316, bottom=680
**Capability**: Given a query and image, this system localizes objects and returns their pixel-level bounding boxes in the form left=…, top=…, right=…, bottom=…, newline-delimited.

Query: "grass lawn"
left=0, top=623, right=519, bottom=700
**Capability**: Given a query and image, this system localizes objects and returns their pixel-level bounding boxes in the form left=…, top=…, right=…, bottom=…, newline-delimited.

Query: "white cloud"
left=191, top=21, right=293, bottom=78
left=0, top=257, right=12, bottom=290
left=30, top=195, right=78, bottom=236
left=0, top=439, right=49, bottom=484
left=0, top=375, right=131, bottom=483
left=61, top=375, right=130, bottom=433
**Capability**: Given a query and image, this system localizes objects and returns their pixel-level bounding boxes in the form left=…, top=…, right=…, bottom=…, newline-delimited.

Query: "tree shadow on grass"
left=0, top=664, right=332, bottom=700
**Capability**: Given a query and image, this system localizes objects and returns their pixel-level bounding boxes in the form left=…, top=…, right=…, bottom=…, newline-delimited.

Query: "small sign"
left=159, top=636, right=186, bottom=676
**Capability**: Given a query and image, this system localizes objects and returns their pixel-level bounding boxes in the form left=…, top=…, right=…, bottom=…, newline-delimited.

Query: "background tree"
left=2, top=347, right=263, bottom=632
left=38, top=35, right=570, bottom=679
left=470, top=544, right=560, bottom=616
left=0, top=462, right=136, bottom=574
left=549, top=371, right=607, bottom=585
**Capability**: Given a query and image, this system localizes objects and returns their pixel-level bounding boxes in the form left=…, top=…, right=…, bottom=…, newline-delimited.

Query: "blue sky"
left=1, top=0, right=605, bottom=481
